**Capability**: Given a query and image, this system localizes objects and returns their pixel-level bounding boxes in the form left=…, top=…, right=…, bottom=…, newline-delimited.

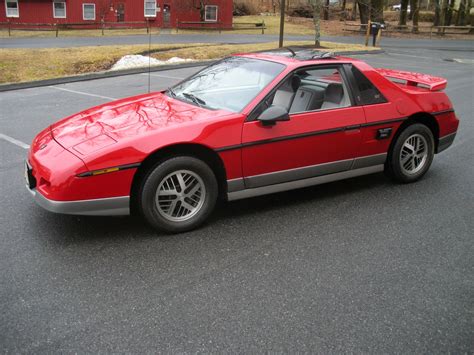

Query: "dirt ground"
left=288, top=16, right=474, bottom=40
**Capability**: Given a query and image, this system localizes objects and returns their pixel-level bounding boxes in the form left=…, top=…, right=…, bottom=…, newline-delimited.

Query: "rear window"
left=351, top=66, right=387, bottom=105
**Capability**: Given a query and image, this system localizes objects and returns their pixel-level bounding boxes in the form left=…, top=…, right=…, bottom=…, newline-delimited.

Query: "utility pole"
left=279, top=0, right=286, bottom=48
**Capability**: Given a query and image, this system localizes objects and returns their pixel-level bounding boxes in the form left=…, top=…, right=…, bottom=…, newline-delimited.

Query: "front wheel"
left=385, top=123, right=435, bottom=183
left=139, top=156, right=218, bottom=233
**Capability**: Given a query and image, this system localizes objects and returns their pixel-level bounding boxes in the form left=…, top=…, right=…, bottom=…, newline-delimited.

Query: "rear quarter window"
left=351, top=66, right=387, bottom=105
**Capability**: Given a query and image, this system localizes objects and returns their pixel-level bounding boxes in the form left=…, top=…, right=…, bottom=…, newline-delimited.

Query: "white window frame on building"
left=144, top=0, right=157, bottom=17
left=53, top=1, right=66, bottom=18
left=5, top=0, right=19, bottom=17
left=82, top=3, right=96, bottom=21
left=204, top=5, right=218, bottom=22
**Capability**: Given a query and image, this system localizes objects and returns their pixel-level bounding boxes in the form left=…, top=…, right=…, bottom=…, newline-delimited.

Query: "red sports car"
left=26, top=50, right=459, bottom=233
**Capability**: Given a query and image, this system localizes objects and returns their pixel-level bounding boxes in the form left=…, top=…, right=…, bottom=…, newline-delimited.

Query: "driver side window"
left=252, top=66, right=352, bottom=119
left=290, top=67, right=351, bottom=113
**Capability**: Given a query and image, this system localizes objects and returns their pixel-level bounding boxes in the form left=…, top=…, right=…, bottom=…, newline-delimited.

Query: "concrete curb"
left=0, top=50, right=384, bottom=92
left=0, top=61, right=216, bottom=92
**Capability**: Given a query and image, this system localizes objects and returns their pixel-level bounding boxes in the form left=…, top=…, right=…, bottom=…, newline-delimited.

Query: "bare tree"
left=466, top=0, right=474, bottom=33
left=359, top=0, right=369, bottom=23
left=273, top=0, right=281, bottom=13
left=433, top=0, right=441, bottom=26
left=445, top=0, right=456, bottom=25
left=408, top=0, right=415, bottom=20
left=412, top=0, right=420, bottom=32
left=350, top=0, right=358, bottom=20
left=438, top=0, right=448, bottom=32
left=341, top=0, right=347, bottom=20
left=358, top=0, right=370, bottom=25
left=323, top=0, right=330, bottom=20
left=398, top=0, right=409, bottom=26
left=456, top=0, right=467, bottom=25
left=308, top=0, right=322, bottom=46
left=370, top=0, right=384, bottom=22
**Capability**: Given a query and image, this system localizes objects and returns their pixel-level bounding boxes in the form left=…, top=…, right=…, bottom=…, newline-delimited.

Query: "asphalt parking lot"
left=1, top=48, right=473, bottom=352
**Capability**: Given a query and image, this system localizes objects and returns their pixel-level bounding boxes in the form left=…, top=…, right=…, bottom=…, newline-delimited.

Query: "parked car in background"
left=391, top=4, right=411, bottom=11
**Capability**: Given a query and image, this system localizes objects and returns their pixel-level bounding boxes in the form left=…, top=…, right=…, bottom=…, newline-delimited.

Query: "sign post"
left=279, top=0, right=286, bottom=48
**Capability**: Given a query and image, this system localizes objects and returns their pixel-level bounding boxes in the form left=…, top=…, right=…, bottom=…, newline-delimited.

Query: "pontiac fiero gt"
left=26, top=50, right=459, bottom=232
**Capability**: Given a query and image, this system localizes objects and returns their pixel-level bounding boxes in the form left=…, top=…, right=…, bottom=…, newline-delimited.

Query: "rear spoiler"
left=376, top=68, right=447, bottom=91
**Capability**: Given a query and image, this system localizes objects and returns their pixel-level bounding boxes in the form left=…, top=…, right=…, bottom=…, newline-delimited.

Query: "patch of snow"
left=110, top=55, right=194, bottom=71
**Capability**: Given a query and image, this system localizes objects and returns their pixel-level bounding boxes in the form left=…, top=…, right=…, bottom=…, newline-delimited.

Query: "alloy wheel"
left=399, top=133, right=428, bottom=175
left=155, top=170, right=206, bottom=222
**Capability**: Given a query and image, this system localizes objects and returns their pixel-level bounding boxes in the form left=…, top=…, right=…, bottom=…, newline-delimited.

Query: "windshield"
left=167, top=57, right=286, bottom=112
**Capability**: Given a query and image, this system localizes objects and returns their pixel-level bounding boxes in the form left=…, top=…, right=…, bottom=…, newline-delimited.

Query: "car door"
left=241, top=65, right=366, bottom=189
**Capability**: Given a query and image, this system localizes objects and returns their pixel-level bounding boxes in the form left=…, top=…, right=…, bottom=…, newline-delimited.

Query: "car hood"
left=51, top=92, right=231, bottom=155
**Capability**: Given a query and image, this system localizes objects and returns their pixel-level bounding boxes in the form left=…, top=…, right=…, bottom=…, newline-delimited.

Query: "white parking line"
left=140, top=73, right=185, bottom=80
left=386, top=52, right=437, bottom=60
left=0, top=133, right=30, bottom=149
left=449, top=58, right=474, bottom=64
left=48, top=86, right=117, bottom=100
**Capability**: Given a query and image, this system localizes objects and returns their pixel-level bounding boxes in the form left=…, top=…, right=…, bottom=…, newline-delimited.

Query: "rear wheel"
left=386, top=123, right=435, bottom=183
left=139, top=156, right=218, bottom=233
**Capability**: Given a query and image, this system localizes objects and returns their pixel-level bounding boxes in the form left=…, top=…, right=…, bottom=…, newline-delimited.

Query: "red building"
left=1, top=0, right=233, bottom=28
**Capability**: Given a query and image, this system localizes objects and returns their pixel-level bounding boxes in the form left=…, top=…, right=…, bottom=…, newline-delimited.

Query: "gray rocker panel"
left=228, top=165, right=384, bottom=201
left=227, top=153, right=387, bottom=201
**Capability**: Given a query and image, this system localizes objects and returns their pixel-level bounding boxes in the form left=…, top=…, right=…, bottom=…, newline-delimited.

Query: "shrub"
left=289, top=5, right=314, bottom=18
left=233, top=2, right=257, bottom=16
left=385, top=10, right=435, bottom=23
left=418, top=11, right=435, bottom=22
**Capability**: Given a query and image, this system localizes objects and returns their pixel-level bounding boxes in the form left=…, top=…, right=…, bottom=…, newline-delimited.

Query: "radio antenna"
left=148, top=23, right=152, bottom=93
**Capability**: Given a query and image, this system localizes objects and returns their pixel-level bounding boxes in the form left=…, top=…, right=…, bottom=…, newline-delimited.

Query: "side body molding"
left=226, top=153, right=387, bottom=201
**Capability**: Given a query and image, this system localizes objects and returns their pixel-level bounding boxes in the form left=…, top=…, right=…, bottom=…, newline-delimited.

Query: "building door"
left=116, top=3, right=125, bottom=22
left=163, top=4, right=171, bottom=27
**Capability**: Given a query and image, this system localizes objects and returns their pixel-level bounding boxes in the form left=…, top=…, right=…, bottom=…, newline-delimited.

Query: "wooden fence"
left=343, top=21, right=473, bottom=38
left=176, top=21, right=225, bottom=33
left=0, top=21, right=152, bottom=37
left=175, top=20, right=266, bottom=33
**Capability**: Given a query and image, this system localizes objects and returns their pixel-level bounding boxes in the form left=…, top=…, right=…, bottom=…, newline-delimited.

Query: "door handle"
left=345, top=124, right=361, bottom=131
left=344, top=124, right=361, bottom=133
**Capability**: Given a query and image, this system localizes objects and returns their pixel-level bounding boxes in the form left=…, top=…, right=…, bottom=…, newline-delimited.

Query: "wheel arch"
left=130, top=143, right=228, bottom=214
left=389, top=112, right=440, bottom=156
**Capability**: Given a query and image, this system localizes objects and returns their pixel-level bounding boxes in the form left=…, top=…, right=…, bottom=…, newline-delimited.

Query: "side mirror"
left=257, top=105, right=290, bottom=126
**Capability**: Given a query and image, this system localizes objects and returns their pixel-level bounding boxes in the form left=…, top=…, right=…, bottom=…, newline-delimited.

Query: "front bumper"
left=27, top=187, right=130, bottom=216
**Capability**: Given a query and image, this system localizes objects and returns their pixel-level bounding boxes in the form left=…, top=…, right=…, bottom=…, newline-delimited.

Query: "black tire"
left=385, top=123, right=435, bottom=183
left=139, top=156, right=218, bottom=233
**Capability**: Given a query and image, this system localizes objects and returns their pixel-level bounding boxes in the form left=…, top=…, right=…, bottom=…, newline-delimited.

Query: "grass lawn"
left=0, top=41, right=378, bottom=84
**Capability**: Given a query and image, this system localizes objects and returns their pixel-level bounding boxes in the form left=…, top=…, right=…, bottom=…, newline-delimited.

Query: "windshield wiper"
left=182, top=92, right=206, bottom=107
left=167, top=88, right=177, bottom=97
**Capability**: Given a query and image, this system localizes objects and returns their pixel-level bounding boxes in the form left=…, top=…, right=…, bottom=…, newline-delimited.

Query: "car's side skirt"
left=228, top=165, right=384, bottom=201
left=227, top=153, right=386, bottom=201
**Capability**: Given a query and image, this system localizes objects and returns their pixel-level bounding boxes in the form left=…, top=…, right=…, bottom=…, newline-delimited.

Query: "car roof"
left=232, top=48, right=361, bottom=68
